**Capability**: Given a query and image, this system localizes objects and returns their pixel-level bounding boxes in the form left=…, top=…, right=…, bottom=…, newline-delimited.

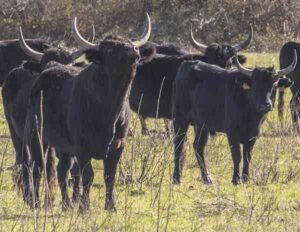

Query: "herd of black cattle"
left=0, top=13, right=300, bottom=213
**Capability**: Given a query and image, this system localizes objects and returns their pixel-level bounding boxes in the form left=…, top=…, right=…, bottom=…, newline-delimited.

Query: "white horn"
left=131, top=13, right=152, bottom=48
left=18, top=27, right=43, bottom=62
left=190, top=25, right=207, bottom=53
left=277, top=49, right=297, bottom=78
left=72, top=17, right=96, bottom=47
left=235, top=52, right=253, bottom=77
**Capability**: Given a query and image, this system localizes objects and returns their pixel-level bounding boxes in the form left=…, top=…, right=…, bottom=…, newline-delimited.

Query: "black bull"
left=172, top=52, right=296, bottom=185
left=17, top=14, right=154, bottom=212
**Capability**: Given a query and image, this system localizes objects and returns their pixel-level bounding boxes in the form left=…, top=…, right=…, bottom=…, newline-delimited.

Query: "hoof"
left=62, top=199, right=73, bottom=211
left=72, top=193, right=80, bottom=204
left=104, top=201, right=116, bottom=212
left=173, top=177, right=181, bottom=185
left=202, top=176, right=213, bottom=185
left=78, top=204, right=90, bottom=214
left=232, top=176, right=241, bottom=186
left=242, top=174, right=250, bottom=183
left=142, top=129, right=151, bottom=136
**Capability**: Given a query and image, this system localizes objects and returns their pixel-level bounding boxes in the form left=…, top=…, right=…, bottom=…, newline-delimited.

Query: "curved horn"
left=277, top=50, right=297, bottom=78
left=232, top=24, right=253, bottom=52
left=90, top=24, right=95, bottom=43
left=235, top=52, right=253, bottom=77
left=18, top=27, right=43, bottom=62
left=131, top=13, right=151, bottom=48
left=190, top=25, right=207, bottom=53
left=72, top=17, right=96, bottom=47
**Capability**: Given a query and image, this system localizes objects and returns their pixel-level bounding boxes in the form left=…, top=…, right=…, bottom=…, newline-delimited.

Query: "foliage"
left=1, top=0, right=300, bottom=51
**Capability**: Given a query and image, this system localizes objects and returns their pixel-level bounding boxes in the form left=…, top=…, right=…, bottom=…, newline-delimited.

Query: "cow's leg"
left=139, top=115, right=150, bottom=135
left=278, top=88, right=285, bottom=122
left=228, top=137, right=242, bottom=185
left=57, top=153, right=73, bottom=210
left=32, top=162, right=42, bottom=209
left=242, top=139, right=256, bottom=183
left=28, top=136, right=43, bottom=209
left=70, top=160, right=81, bottom=203
left=290, top=98, right=300, bottom=133
left=193, top=126, right=212, bottom=185
left=44, top=147, right=57, bottom=208
left=21, top=150, right=34, bottom=207
left=7, top=123, right=23, bottom=189
left=77, top=156, right=93, bottom=213
left=173, top=119, right=189, bottom=184
left=103, top=146, right=123, bottom=212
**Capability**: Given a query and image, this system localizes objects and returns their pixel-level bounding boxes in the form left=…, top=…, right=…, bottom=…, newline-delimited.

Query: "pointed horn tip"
left=18, top=27, right=23, bottom=37
left=145, top=12, right=151, bottom=26
left=293, top=49, right=297, bottom=66
left=71, top=16, right=96, bottom=47
left=17, top=27, right=43, bottom=61
left=130, top=12, right=152, bottom=47
left=190, top=24, right=194, bottom=36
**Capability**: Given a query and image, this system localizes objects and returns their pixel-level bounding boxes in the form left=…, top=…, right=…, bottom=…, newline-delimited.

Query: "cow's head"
left=72, top=13, right=155, bottom=79
left=18, top=28, right=83, bottom=72
left=190, top=25, right=252, bottom=68
left=235, top=51, right=296, bottom=114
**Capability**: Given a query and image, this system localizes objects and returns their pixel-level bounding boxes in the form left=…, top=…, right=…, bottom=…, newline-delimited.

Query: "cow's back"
left=29, top=64, right=79, bottom=152
left=173, top=60, right=227, bottom=131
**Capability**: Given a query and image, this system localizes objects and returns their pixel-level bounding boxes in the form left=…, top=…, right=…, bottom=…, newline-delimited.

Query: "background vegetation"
left=1, top=0, right=300, bottom=51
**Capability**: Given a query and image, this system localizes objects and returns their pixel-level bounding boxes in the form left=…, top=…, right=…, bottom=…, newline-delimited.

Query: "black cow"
left=129, top=26, right=252, bottom=135
left=0, top=39, right=50, bottom=85
left=2, top=28, right=87, bottom=209
left=172, top=51, right=296, bottom=185
left=22, top=14, right=154, bottom=212
left=279, top=42, right=300, bottom=131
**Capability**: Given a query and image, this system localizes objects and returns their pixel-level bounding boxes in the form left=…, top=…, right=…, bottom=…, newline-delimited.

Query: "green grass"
left=0, top=53, right=300, bottom=231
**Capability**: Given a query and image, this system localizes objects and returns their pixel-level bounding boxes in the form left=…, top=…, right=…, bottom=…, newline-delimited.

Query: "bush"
left=1, top=0, right=300, bottom=51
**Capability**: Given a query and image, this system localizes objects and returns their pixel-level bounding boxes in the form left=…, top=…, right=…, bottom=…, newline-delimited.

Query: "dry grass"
left=0, top=53, right=299, bottom=231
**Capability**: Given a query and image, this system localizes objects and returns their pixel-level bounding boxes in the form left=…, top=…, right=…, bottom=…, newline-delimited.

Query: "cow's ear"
left=277, top=78, right=293, bottom=89
left=139, top=44, right=156, bottom=63
left=83, top=48, right=103, bottom=64
left=235, top=75, right=252, bottom=90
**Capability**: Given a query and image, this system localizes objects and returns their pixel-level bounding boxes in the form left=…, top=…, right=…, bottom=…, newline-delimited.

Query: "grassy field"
left=0, top=53, right=300, bottom=231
